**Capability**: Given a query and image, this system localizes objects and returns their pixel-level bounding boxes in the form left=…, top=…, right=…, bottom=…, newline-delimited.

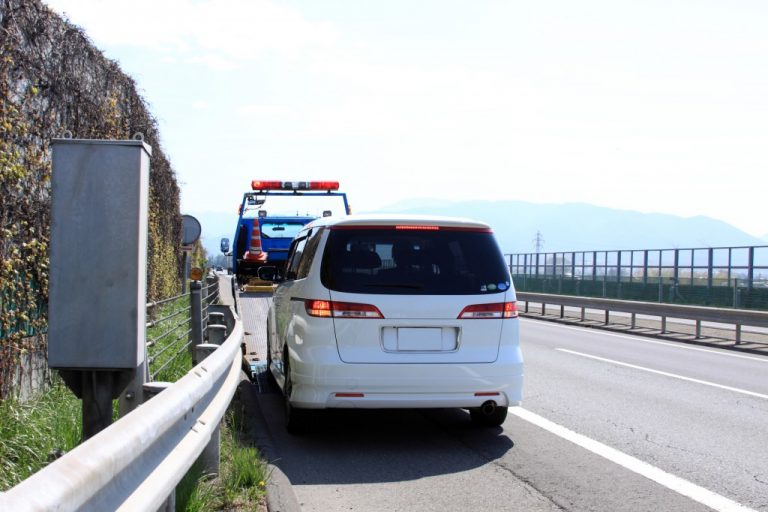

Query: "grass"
left=175, top=411, right=269, bottom=511
left=147, top=295, right=194, bottom=382
left=0, top=377, right=81, bottom=491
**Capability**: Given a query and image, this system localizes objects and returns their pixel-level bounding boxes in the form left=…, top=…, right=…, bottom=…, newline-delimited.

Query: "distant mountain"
left=361, top=199, right=765, bottom=254
left=191, top=200, right=764, bottom=258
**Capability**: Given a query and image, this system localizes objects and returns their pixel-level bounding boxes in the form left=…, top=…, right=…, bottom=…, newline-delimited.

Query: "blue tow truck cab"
left=232, top=181, right=350, bottom=284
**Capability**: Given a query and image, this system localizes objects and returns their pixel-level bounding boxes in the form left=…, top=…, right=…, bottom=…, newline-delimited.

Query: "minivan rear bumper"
left=288, top=345, right=523, bottom=409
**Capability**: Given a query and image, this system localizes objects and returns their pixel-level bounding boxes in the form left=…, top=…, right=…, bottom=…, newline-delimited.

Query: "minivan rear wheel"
left=469, top=403, right=508, bottom=427
left=283, top=356, right=309, bottom=434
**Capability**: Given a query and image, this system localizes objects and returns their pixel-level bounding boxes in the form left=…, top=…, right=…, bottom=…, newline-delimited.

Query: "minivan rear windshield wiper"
left=364, top=283, right=424, bottom=289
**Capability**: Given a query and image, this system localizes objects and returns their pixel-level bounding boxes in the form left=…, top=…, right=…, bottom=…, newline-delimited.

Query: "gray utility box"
left=48, top=139, right=152, bottom=370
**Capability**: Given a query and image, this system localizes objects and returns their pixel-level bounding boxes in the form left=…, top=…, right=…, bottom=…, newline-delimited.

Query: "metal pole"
left=592, top=251, right=597, bottom=281
left=658, top=250, right=663, bottom=302
left=182, top=251, right=191, bottom=294
left=81, top=371, right=116, bottom=441
left=643, top=250, right=648, bottom=286
left=673, top=249, right=680, bottom=283
left=190, top=281, right=203, bottom=362
left=118, top=360, right=147, bottom=418
left=748, top=246, right=755, bottom=291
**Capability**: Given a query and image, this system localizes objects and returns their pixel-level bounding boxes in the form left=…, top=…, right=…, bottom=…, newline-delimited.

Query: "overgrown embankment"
left=0, top=0, right=183, bottom=398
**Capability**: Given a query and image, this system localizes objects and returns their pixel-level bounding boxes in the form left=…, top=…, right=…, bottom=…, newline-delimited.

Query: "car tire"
left=469, top=404, right=508, bottom=427
left=283, top=355, right=309, bottom=434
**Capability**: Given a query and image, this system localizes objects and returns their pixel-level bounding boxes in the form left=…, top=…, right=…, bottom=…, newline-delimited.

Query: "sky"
left=44, top=0, right=768, bottom=237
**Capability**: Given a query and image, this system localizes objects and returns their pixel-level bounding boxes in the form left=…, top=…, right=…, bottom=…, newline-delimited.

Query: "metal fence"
left=146, top=274, right=220, bottom=381
left=507, top=245, right=768, bottom=310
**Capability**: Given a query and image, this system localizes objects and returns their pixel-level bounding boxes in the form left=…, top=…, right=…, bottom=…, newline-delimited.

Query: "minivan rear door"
left=320, top=224, right=514, bottom=364
left=328, top=291, right=509, bottom=363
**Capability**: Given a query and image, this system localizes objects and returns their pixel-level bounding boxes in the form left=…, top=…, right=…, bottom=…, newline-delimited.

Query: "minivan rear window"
left=320, top=227, right=511, bottom=295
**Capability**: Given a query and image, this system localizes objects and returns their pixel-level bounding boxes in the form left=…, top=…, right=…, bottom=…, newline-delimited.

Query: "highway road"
left=241, top=295, right=768, bottom=511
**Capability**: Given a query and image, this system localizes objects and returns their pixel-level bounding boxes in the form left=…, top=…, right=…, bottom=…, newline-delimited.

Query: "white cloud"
left=185, top=54, right=239, bottom=71
left=45, top=0, right=338, bottom=65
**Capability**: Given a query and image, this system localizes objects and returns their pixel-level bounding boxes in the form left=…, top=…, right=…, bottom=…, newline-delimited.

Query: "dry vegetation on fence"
left=0, top=0, right=183, bottom=397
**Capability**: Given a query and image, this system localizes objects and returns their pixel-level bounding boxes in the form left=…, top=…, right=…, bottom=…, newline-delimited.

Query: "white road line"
left=510, top=407, right=757, bottom=512
left=556, top=348, right=768, bottom=400
left=521, top=318, right=768, bottom=363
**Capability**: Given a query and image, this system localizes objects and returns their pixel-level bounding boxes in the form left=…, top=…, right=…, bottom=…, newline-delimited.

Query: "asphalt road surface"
left=241, top=294, right=768, bottom=511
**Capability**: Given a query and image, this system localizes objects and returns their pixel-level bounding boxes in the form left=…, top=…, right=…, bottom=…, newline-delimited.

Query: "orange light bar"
left=309, top=181, right=340, bottom=190
left=251, top=180, right=283, bottom=190
left=474, top=392, right=500, bottom=397
left=251, top=180, right=340, bottom=191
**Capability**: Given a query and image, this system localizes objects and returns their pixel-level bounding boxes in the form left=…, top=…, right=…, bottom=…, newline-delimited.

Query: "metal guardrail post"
left=208, top=310, right=228, bottom=345
left=208, top=325, right=227, bottom=345
left=195, top=343, right=222, bottom=476
left=190, top=281, right=203, bottom=362
left=143, top=381, right=174, bottom=511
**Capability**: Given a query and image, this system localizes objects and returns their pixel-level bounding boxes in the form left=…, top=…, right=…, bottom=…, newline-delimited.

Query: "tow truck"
left=231, top=180, right=350, bottom=292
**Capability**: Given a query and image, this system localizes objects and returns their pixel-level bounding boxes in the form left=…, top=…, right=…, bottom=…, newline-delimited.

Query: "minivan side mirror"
left=257, top=266, right=280, bottom=282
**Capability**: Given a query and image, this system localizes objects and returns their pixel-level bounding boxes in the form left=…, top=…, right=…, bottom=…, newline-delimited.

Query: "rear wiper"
left=364, top=283, right=424, bottom=289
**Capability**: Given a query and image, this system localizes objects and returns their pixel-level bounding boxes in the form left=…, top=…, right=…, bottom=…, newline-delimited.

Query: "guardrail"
left=517, top=292, right=768, bottom=345
left=0, top=278, right=244, bottom=511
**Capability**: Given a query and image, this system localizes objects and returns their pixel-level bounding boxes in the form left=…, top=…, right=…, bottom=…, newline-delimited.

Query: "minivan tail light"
left=458, top=302, right=518, bottom=319
left=304, top=300, right=384, bottom=319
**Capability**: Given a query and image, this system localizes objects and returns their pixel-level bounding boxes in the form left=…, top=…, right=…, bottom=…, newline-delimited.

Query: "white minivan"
left=262, top=214, right=523, bottom=433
